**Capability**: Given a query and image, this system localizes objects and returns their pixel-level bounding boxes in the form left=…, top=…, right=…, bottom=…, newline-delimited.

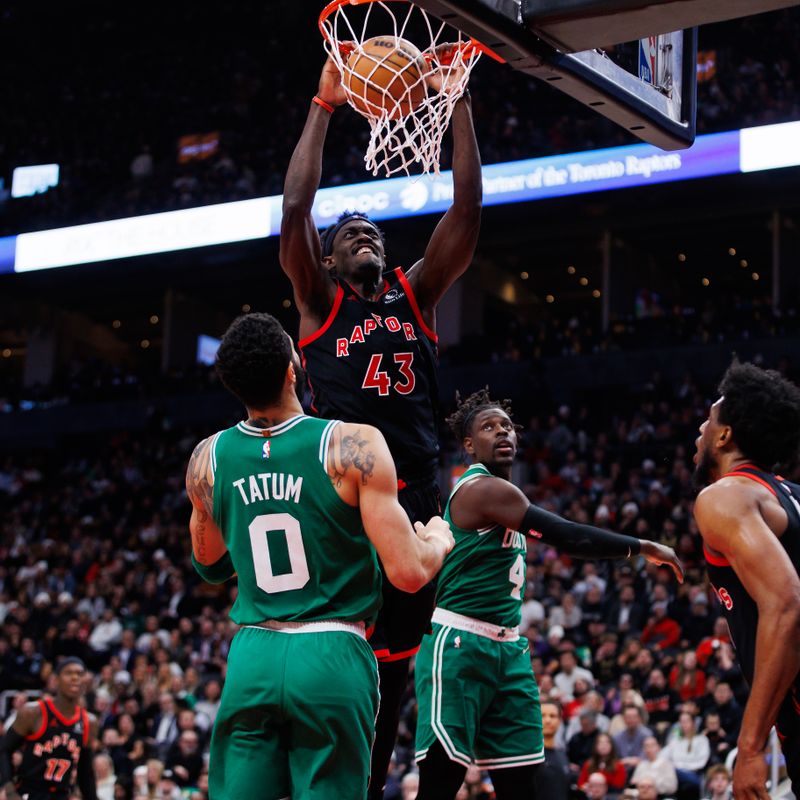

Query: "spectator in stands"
left=642, top=669, right=680, bottom=737
left=633, top=776, right=661, bottom=800
left=165, top=729, right=203, bottom=787
left=662, top=711, right=710, bottom=798
left=641, top=602, right=681, bottom=653
left=578, top=733, right=627, bottom=793
left=606, top=585, right=647, bottom=637
left=702, top=765, right=731, bottom=800
left=703, top=683, right=741, bottom=743
left=535, top=701, right=571, bottom=800
left=568, top=711, right=601, bottom=777
left=151, top=692, right=179, bottom=759
left=585, top=772, right=610, bottom=800
left=613, top=705, right=653, bottom=770
left=550, top=592, right=583, bottom=637
left=556, top=650, right=595, bottom=701
left=194, top=679, right=221, bottom=729
left=94, top=752, right=117, bottom=800
left=700, top=712, right=733, bottom=766
left=669, top=651, right=707, bottom=702
left=630, top=736, right=679, bottom=796
left=565, top=691, right=610, bottom=740
left=695, top=619, right=731, bottom=669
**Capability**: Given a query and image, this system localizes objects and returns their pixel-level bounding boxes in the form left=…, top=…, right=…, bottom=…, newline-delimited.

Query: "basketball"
left=343, top=36, right=428, bottom=119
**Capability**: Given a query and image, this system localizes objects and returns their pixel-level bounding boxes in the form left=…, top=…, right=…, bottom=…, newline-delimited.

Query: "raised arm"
left=186, top=436, right=234, bottom=583
left=327, top=422, right=453, bottom=591
left=279, top=58, right=346, bottom=319
left=407, top=64, right=482, bottom=315
left=452, top=477, right=684, bottom=581
left=694, top=480, right=800, bottom=800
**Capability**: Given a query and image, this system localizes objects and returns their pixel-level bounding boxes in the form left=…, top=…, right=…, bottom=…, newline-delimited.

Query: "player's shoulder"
left=14, top=699, right=45, bottom=733
left=334, top=421, right=386, bottom=445
left=694, top=477, right=767, bottom=533
left=453, top=472, right=518, bottom=504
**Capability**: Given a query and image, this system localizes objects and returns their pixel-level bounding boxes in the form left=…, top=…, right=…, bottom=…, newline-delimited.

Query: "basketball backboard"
left=410, top=0, right=800, bottom=151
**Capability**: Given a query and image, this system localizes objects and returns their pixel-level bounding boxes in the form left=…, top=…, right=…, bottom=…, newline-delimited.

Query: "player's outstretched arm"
left=408, top=61, right=481, bottom=314
left=327, top=422, right=454, bottom=592
left=279, top=57, right=346, bottom=315
left=452, top=476, right=684, bottom=582
left=186, top=437, right=234, bottom=583
left=695, top=480, right=800, bottom=800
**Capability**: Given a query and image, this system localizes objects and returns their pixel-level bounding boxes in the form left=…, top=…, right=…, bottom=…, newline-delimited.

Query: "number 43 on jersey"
left=362, top=353, right=415, bottom=396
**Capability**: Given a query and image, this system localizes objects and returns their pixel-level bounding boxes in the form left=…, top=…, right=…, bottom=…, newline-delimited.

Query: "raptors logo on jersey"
left=17, top=698, right=89, bottom=797
left=300, top=267, right=440, bottom=479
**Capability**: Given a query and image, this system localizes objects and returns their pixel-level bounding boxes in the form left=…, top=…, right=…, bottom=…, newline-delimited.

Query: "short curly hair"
left=215, top=313, right=292, bottom=409
left=717, top=360, right=800, bottom=470
left=446, top=388, right=517, bottom=440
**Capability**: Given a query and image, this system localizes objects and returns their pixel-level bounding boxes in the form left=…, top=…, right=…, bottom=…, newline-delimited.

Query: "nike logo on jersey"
left=336, top=314, right=418, bottom=358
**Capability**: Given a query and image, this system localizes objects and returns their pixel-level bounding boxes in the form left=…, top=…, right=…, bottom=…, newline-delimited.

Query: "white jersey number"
left=508, top=554, right=525, bottom=600
left=249, top=513, right=310, bottom=593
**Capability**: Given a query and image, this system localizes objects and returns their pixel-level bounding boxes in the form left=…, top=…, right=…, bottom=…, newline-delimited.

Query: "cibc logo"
left=317, top=191, right=390, bottom=219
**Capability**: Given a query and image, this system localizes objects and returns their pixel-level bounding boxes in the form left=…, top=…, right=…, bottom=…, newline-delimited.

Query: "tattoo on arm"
left=187, top=438, right=215, bottom=562
left=328, top=427, right=376, bottom=487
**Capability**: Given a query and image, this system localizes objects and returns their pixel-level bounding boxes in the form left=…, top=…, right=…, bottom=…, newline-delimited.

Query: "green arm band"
left=192, top=551, right=236, bottom=584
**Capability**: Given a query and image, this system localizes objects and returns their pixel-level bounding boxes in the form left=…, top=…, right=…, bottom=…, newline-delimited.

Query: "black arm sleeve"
left=521, top=504, right=641, bottom=560
left=0, top=728, right=25, bottom=785
left=76, top=746, right=97, bottom=800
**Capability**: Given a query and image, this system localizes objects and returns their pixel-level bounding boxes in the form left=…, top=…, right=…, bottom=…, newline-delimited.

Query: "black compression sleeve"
left=521, top=504, right=641, bottom=560
left=0, top=728, right=25, bottom=785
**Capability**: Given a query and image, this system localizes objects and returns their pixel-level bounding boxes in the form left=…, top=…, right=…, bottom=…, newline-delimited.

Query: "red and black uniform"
left=16, top=698, right=90, bottom=799
left=300, top=266, right=440, bottom=659
left=704, top=464, right=800, bottom=783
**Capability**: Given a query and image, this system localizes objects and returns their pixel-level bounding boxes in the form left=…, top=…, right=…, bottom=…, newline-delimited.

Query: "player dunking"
left=0, top=658, right=98, bottom=800
left=185, top=313, right=453, bottom=799
left=693, top=361, right=800, bottom=798
left=414, top=390, right=683, bottom=799
left=280, top=52, right=481, bottom=797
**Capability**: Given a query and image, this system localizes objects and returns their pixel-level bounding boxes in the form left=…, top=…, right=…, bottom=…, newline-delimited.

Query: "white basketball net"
left=320, top=0, right=482, bottom=177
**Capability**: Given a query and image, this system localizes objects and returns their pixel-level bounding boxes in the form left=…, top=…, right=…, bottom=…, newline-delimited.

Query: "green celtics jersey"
left=210, top=414, right=381, bottom=626
left=435, top=463, right=527, bottom=628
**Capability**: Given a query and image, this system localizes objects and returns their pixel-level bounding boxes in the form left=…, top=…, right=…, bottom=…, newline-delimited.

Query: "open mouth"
left=353, top=244, right=376, bottom=256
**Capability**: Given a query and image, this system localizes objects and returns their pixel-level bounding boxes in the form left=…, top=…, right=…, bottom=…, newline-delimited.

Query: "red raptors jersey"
left=300, top=267, right=439, bottom=479
left=17, top=698, right=89, bottom=798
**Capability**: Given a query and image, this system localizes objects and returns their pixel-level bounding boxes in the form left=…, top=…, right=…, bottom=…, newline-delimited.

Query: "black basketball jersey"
left=300, top=267, right=439, bottom=480
left=17, top=698, right=89, bottom=798
left=704, top=465, right=800, bottom=707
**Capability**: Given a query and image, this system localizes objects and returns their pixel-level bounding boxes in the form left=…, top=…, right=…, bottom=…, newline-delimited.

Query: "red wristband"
left=313, top=96, right=335, bottom=114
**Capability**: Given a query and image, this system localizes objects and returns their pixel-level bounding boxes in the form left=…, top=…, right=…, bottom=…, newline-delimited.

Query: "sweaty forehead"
left=337, top=219, right=379, bottom=239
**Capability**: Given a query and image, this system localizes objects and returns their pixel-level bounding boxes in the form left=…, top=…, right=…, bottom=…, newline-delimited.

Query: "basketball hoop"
left=319, top=0, right=500, bottom=177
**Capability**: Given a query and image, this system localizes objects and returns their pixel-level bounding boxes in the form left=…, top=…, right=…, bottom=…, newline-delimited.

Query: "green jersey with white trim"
left=210, top=414, right=382, bottom=625
left=435, top=463, right=527, bottom=628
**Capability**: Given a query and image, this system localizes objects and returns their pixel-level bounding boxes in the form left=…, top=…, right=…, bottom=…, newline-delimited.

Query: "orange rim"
left=318, top=0, right=506, bottom=64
